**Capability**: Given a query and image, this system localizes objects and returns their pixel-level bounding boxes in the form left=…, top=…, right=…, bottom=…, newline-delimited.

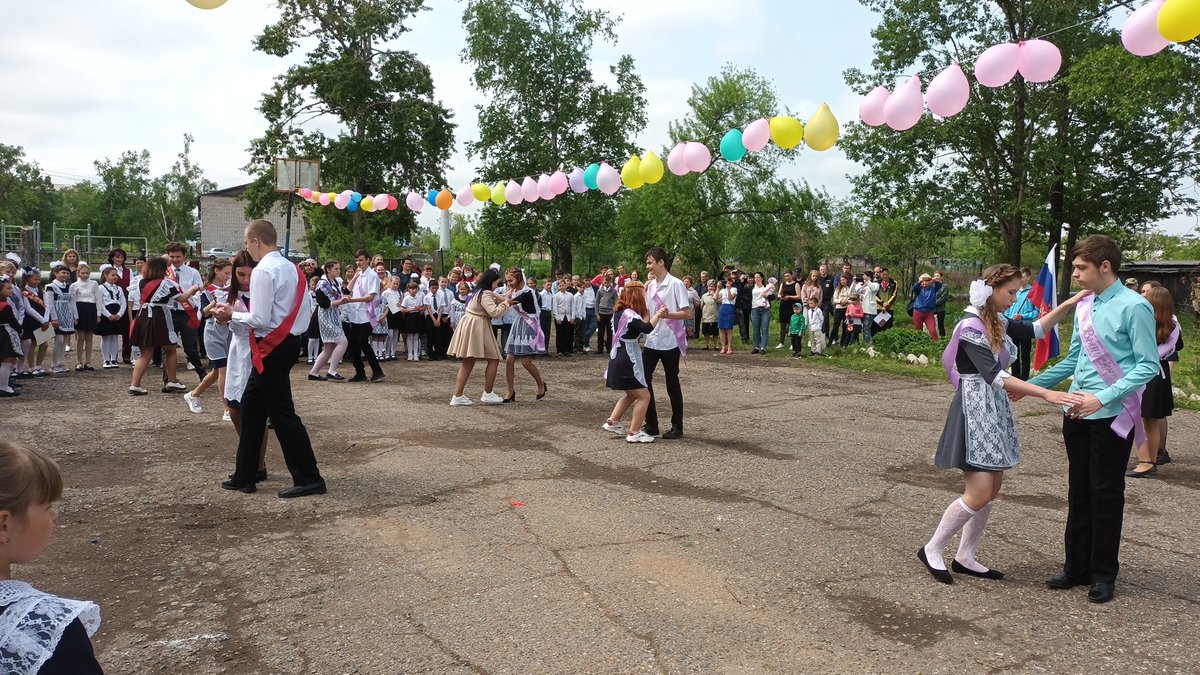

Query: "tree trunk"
left=552, top=239, right=572, bottom=275
left=1060, top=218, right=1080, bottom=298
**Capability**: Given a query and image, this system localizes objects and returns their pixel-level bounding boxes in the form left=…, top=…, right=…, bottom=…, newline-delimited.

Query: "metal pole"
left=284, top=190, right=296, bottom=259
left=87, top=224, right=93, bottom=266
left=439, top=209, right=451, bottom=251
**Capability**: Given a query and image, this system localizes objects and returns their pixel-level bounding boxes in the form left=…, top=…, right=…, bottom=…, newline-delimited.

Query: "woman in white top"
left=69, top=262, right=100, bottom=371
left=716, top=281, right=737, bottom=355
left=749, top=272, right=773, bottom=354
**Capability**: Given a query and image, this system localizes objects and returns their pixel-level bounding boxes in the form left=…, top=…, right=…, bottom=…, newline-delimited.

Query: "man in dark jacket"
left=817, top=263, right=836, bottom=340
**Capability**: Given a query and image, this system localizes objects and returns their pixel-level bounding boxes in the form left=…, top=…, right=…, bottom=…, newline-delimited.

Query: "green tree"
left=462, top=0, right=646, bottom=273
left=244, top=0, right=456, bottom=256
left=152, top=134, right=216, bottom=244
left=843, top=0, right=1200, bottom=277
left=617, top=66, right=831, bottom=273
left=94, top=150, right=156, bottom=242
left=0, top=144, right=58, bottom=228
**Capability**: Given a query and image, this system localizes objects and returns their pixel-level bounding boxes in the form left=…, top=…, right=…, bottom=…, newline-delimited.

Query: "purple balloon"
left=568, top=167, right=588, bottom=194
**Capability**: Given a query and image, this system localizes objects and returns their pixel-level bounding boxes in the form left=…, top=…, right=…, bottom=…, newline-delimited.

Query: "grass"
left=688, top=304, right=1200, bottom=412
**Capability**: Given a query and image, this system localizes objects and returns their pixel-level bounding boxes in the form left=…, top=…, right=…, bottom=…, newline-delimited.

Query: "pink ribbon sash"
left=942, top=316, right=987, bottom=389
left=1158, top=318, right=1181, bottom=360
left=512, top=289, right=546, bottom=352
left=1076, top=296, right=1147, bottom=447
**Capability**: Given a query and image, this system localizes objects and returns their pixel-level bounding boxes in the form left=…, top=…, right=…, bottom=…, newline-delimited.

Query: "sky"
left=1, top=0, right=1195, bottom=237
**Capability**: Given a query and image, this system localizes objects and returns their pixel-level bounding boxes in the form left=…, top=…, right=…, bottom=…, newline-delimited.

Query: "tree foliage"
left=616, top=66, right=832, bottom=273
left=0, top=144, right=58, bottom=228
left=462, top=0, right=646, bottom=273
left=244, top=0, right=456, bottom=257
left=842, top=0, right=1200, bottom=283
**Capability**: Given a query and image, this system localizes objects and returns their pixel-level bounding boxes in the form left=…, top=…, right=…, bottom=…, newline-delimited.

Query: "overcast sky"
left=1, top=0, right=1195, bottom=236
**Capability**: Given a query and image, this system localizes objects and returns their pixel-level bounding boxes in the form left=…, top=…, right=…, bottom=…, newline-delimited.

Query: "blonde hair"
left=980, top=264, right=1023, bottom=353
left=0, top=441, right=64, bottom=517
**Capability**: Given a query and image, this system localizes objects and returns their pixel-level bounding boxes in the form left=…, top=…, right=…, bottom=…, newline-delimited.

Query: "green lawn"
left=691, top=304, right=1200, bottom=411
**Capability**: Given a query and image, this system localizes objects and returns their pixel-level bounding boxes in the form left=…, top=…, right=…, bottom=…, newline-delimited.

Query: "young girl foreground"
left=602, top=281, right=663, bottom=443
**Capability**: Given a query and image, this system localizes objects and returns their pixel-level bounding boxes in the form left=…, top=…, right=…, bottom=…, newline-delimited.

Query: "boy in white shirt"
left=803, top=299, right=826, bottom=356
left=552, top=283, right=575, bottom=356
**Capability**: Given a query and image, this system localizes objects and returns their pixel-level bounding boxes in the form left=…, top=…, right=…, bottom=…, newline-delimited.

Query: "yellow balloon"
left=769, top=116, right=804, bottom=150
left=639, top=150, right=665, bottom=184
left=621, top=155, right=645, bottom=189
left=185, top=0, right=228, bottom=8
left=361, top=196, right=374, bottom=211
left=1157, top=0, right=1200, bottom=42
left=804, top=103, right=840, bottom=152
left=471, top=183, right=491, bottom=201
left=490, top=182, right=506, bottom=205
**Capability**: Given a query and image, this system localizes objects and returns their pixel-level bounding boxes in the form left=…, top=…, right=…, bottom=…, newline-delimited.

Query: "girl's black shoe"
left=951, top=560, right=1005, bottom=580
left=537, top=383, right=548, bottom=400
left=917, top=547, right=954, bottom=584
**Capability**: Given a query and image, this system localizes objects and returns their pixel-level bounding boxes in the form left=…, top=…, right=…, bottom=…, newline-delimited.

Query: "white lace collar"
left=0, top=580, right=101, bottom=674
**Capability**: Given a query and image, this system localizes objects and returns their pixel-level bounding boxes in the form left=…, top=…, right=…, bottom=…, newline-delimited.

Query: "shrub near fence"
left=869, top=327, right=951, bottom=358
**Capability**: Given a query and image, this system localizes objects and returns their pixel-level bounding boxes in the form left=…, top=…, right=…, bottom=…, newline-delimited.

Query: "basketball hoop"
left=274, top=158, right=321, bottom=193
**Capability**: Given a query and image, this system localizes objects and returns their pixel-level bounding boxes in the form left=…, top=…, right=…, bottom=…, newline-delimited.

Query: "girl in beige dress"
left=448, top=268, right=512, bottom=406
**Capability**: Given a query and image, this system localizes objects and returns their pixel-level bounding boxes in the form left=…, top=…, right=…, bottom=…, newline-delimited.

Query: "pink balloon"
left=505, top=180, right=523, bottom=205
left=742, top=118, right=771, bottom=152
left=334, top=195, right=349, bottom=210
left=456, top=186, right=475, bottom=207
left=859, top=86, right=891, bottom=127
left=1123, top=0, right=1170, bottom=56
left=883, top=75, right=924, bottom=131
left=537, top=174, right=555, bottom=200
left=299, top=188, right=312, bottom=200
left=386, top=195, right=398, bottom=210
left=925, top=63, right=970, bottom=118
left=405, top=192, right=424, bottom=212
left=549, top=170, right=569, bottom=195
left=975, top=43, right=1020, bottom=88
left=684, top=142, right=712, bottom=173
left=568, top=167, right=588, bottom=194
left=521, top=176, right=539, bottom=202
left=667, top=143, right=690, bottom=176
left=318, top=192, right=331, bottom=206
left=1018, top=39, right=1062, bottom=83
left=340, top=189, right=353, bottom=199
left=597, top=162, right=621, bottom=195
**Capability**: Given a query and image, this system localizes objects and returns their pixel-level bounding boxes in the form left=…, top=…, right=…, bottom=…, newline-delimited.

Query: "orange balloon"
left=435, top=189, right=454, bottom=210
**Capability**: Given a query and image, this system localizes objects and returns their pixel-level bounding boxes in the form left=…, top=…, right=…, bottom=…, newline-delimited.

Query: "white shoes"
left=128, top=385, right=147, bottom=396
left=775, top=343, right=785, bottom=349
left=480, top=391, right=504, bottom=405
left=222, top=410, right=232, bottom=422
left=626, top=430, right=656, bottom=443
left=184, top=392, right=203, bottom=414
left=602, top=420, right=627, bottom=434
left=450, top=395, right=473, bottom=406
left=164, top=381, right=188, bottom=392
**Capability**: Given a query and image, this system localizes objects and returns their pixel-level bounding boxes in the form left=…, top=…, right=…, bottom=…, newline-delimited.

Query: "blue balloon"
left=427, top=190, right=439, bottom=206
left=583, top=163, right=601, bottom=190
left=720, top=129, right=748, bottom=162
left=350, top=191, right=363, bottom=203
left=347, top=200, right=360, bottom=212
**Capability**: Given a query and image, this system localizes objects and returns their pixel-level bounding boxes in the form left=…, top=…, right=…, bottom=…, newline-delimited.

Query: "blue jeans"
left=863, top=313, right=876, bottom=343
left=751, top=306, right=771, bottom=351
left=583, top=308, right=597, bottom=348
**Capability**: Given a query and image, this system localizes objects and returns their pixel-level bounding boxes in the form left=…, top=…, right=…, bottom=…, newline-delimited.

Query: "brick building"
left=197, top=184, right=308, bottom=253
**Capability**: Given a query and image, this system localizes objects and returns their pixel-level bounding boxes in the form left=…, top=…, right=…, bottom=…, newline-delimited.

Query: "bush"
left=871, top=327, right=950, bottom=357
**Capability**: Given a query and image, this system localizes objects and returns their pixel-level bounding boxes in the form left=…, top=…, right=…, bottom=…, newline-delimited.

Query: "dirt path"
left=7, top=353, right=1199, bottom=673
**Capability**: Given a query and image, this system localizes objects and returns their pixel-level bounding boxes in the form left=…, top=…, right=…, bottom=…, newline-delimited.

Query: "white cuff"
left=992, top=369, right=1011, bottom=391
left=1032, top=322, right=1045, bottom=340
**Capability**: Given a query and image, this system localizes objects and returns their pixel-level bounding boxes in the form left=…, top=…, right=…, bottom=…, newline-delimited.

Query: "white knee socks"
left=0, top=361, right=13, bottom=392
left=923, top=498, right=977, bottom=571
left=955, top=500, right=995, bottom=573
left=52, top=335, right=67, bottom=368
left=101, top=335, right=119, bottom=363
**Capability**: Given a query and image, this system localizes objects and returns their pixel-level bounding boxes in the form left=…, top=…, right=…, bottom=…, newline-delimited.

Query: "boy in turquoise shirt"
left=1028, top=235, right=1158, bottom=604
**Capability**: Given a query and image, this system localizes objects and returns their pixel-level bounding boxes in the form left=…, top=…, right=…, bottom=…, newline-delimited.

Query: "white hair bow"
left=968, top=279, right=993, bottom=309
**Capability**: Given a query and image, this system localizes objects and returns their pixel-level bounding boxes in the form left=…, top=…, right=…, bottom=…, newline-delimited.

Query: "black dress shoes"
left=348, top=373, right=368, bottom=382
left=1045, top=571, right=1088, bottom=589
left=1088, top=582, right=1115, bottom=604
left=951, top=560, right=1005, bottom=580
left=220, top=479, right=256, bottom=494
left=917, top=547, right=954, bottom=584
left=662, top=427, right=684, bottom=440
left=227, top=469, right=268, bottom=483
left=370, top=371, right=385, bottom=382
left=279, top=481, right=327, bottom=498
left=643, top=426, right=661, bottom=437
left=308, top=374, right=325, bottom=381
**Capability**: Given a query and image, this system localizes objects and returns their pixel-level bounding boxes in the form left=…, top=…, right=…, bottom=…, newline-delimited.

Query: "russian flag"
left=1029, top=245, right=1060, bottom=370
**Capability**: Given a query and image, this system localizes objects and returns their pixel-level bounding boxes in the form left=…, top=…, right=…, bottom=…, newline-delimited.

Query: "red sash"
left=167, top=266, right=201, bottom=329
left=21, top=289, right=44, bottom=308
left=248, top=264, right=307, bottom=374
left=130, top=279, right=165, bottom=338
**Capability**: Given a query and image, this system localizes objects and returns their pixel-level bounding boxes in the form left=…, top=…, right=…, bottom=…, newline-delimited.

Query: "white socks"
left=923, top=498, right=977, bottom=571
left=0, top=361, right=13, bottom=392
left=955, top=501, right=995, bottom=573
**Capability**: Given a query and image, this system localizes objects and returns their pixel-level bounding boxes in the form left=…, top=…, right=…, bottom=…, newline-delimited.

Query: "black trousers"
left=1061, top=415, right=1134, bottom=584
left=830, top=308, right=847, bottom=345
left=347, top=321, right=382, bottom=376
left=1012, top=336, right=1033, bottom=380
left=540, top=311, right=552, bottom=345
left=735, top=307, right=750, bottom=343
left=643, top=347, right=683, bottom=430
left=596, top=313, right=614, bottom=353
left=555, top=321, right=574, bottom=354
left=232, top=334, right=321, bottom=486
left=821, top=304, right=834, bottom=338
left=163, top=310, right=206, bottom=382
left=427, top=321, right=451, bottom=360
left=791, top=334, right=803, bottom=354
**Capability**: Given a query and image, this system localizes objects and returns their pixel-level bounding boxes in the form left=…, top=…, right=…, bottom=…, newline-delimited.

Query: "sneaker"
left=776, top=343, right=785, bottom=349
left=480, top=391, right=504, bottom=405
left=183, top=392, right=203, bottom=414
left=128, top=385, right=148, bottom=396
left=222, top=410, right=232, bottom=422
left=626, top=430, right=656, bottom=443
left=450, top=395, right=474, bottom=406
left=186, top=362, right=195, bottom=371
left=163, top=381, right=188, bottom=392
left=602, top=420, right=627, bottom=435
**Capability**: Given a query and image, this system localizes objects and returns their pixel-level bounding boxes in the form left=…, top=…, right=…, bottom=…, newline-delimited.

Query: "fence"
left=0, top=221, right=149, bottom=269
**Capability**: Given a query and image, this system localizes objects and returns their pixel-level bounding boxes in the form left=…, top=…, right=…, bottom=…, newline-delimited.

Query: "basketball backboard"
left=274, top=157, right=321, bottom=193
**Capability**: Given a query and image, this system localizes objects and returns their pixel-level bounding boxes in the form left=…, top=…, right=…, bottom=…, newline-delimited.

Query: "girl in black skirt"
left=94, top=266, right=128, bottom=368
left=1127, top=286, right=1182, bottom=478
left=601, top=281, right=663, bottom=444
left=128, top=257, right=201, bottom=395
left=70, top=262, right=99, bottom=371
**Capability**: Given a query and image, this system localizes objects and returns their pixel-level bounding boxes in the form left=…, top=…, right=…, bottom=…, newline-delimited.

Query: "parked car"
left=204, top=247, right=236, bottom=259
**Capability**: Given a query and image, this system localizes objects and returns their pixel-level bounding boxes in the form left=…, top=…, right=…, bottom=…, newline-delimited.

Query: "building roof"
left=1123, top=260, right=1200, bottom=272
left=200, top=183, right=253, bottom=198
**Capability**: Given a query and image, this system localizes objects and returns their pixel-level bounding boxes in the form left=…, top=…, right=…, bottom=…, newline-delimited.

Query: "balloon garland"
left=297, top=104, right=843, bottom=213
left=859, top=0, right=1199, bottom=130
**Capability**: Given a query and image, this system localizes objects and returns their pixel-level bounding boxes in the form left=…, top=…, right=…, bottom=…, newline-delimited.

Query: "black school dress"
left=605, top=311, right=653, bottom=391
